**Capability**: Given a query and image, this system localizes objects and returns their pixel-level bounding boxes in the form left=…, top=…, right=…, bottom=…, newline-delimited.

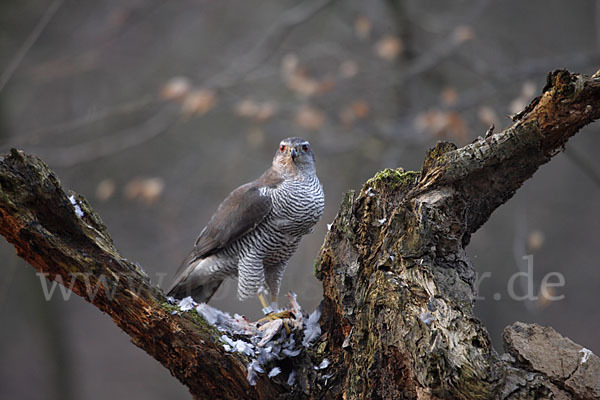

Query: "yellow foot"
left=257, top=310, right=293, bottom=333
left=257, top=310, right=293, bottom=323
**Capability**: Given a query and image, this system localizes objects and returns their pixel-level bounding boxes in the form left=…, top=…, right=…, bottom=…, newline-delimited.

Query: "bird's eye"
left=301, top=144, right=309, bottom=152
left=280, top=145, right=286, bottom=152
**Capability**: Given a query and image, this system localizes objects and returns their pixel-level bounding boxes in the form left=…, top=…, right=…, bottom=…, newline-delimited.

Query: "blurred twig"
left=394, top=0, right=491, bottom=83
left=28, top=104, right=181, bottom=167
left=0, top=0, right=64, bottom=94
left=3, top=95, right=160, bottom=147
left=4, top=0, right=337, bottom=168
left=25, top=0, right=168, bottom=83
left=203, top=0, right=338, bottom=89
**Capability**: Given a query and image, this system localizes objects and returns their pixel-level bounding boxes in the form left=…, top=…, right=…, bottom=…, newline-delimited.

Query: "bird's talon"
left=257, top=310, right=293, bottom=325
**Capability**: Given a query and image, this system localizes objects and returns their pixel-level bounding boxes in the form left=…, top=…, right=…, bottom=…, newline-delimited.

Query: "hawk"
left=167, top=137, right=324, bottom=312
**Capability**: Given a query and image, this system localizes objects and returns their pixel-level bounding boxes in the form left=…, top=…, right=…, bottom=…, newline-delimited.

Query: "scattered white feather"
left=257, top=347, right=272, bottom=365
left=221, top=335, right=235, bottom=347
left=342, top=327, right=353, bottom=348
left=134, top=261, right=146, bottom=274
left=320, top=372, right=334, bottom=381
left=250, top=360, right=264, bottom=373
left=288, top=292, right=301, bottom=313
left=287, top=370, right=297, bottom=386
left=178, top=296, right=197, bottom=312
left=327, top=223, right=332, bottom=231
left=580, top=348, right=593, bottom=364
left=196, top=303, right=231, bottom=326
left=247, top=361, right=261, bottom=386
left=419, top=312, right=434, bottom=325
left=237, top=340, right=255, bottom=356
left=287, top=292, right=304, bottom=331
left=258, top=319, right=284, bottom=347
left=377, top=218, right=387, bottom=225
left=220, top=335, right=254, bottom=356
left=69, top=195, right=84, bottom=217
left=268, top=367, right=281, bottom=378
left=173, top=293, right=326, bottom=386
left=282, top=348, right=301, bottom=357
left=318, top=358, right=330, bottom=369
left=303, top=307, right=321, bottom=347
left=230, top=313, right=257, bottom=336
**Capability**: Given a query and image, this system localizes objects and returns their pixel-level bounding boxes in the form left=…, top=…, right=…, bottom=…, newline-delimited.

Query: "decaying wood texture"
left=1, top=69, right=599, bottom=399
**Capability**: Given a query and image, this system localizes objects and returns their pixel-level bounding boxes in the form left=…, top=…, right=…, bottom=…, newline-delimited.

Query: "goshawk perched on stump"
left=167, top=137, right=324, bottom=311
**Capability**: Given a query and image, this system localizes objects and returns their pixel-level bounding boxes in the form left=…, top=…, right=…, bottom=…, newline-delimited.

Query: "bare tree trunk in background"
left=1, top=69, right=599, bottom=399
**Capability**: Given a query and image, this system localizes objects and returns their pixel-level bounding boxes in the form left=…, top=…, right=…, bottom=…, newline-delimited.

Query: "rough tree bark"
left=1, top=69, right=599, bottom=399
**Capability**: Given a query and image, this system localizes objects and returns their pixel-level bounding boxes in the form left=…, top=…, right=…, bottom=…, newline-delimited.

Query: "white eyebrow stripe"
left=280, top=141, right=310, bottom=146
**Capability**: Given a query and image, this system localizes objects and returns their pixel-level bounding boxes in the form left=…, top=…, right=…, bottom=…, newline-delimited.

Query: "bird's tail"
left=167, top=279, right=223, bottom=304
left=166, top=252, right=224, bottom=303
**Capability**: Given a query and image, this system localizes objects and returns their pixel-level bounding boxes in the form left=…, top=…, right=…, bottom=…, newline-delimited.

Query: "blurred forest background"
left=0, top=0, right=599, bottom=399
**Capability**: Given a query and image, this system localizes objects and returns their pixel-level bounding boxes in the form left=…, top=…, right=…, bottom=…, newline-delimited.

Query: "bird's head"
left=272, top=137, right=316, bottom=176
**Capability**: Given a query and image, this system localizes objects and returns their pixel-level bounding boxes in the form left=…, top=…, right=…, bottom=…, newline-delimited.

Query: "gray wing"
left=193, top=182, right=272, bottom=258
left=167, top=182, right=272, bottom=294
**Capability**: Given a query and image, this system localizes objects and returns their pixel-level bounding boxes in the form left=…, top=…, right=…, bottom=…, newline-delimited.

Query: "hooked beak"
left=291, top=147, right=298, bottom=161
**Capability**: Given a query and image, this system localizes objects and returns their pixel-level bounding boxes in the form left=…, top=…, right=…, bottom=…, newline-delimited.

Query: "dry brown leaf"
left=295, top=105, right=325, bottom=131
left=282, top=53, right=332, bottom=97
left=375, top=35, right=403, bottom=61
left=247, top=127, right=265, bottom=147
left=235, top=99, right=277, bottom=122
left=339, top=60, right=359, bottom=79
left=415, top=109, right=469, bottom=143
left=445, top=112, right=469, bottom=142
left=235, top=99, right=260, bottom=118
left=477, top=106, right=499, bottom=128
left=339, top=100, right=370, bottom=125
left=96, top=179, right=116, bottom=201
left=182, top=88, right=216, bottom=115
left=537, top=283, right=556, bottom=310
left=316, top=78, right=335, bottom=94
left=440, top=87, right=459, bottom=106
left=509, top=98, right=528, bottom=116
left=351, top=100, right=370, bottom=119
left=124, top=177, right=165, bottom=205
left=528, top=230, right=545, bottom=252
left=453, top=25, right=475, bottom=43
left=354, top=16, right=372, bottom=40
left=521, top=81, right=536, bottom=99
left=339, top=106, right=355, bottom=126
left=281, top=53, right=299, bottom=77
left=255, top=101, right=277, bottom=122
left=161, top=76, right=191, bottom=100
left=286, top=72, right=320, bottom=97
left=510, top=81, right=537, bottom=114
